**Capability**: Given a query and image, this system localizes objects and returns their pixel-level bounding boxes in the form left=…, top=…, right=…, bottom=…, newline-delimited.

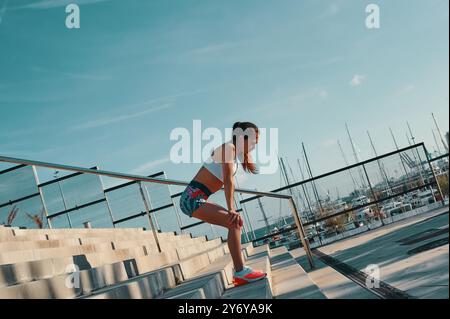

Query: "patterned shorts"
left=180, top=180, right=212, bottom=217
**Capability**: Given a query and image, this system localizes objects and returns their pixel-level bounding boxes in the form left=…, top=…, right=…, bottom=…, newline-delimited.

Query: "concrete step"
left=160, top=273, right=226, bottom=299
left=0, top=238, right=223, bottom=288
left=1, top=228, right=186, bottom=242
left=0, top=234, right=208, bottom=265
left=153, top=243, right=254, bottom=299
left=269, top=246, right=326, bottom=299
left=189, top=254, right=235, bottom=288
left=84, top=266, right=178, bottom=299
left=0, top=233, right=183, bottom=245
left=172, top=243, right=228, bottom=280
left=0, top=240, right=226, bottom=298
left=0, top=227, right=141, bottom=235
left=0, top=247, right=148, bottom=287
left=5, top=232, right=177, bottom=242
left=2, top=223, right=279, bottom=300
left=150, top=242, right=265, bottom=300
left=0, top=242, right=133, bottom=265
left=114, top=236, right=208, bottom=252
left=0, top=259, right=130, bottom=299
left=81, top=243, right=231, bottom=299
left=0, top=237, right=148, bottom=254
left=123, top=239, right=224, bottom=279
left=157, top=254, right=236, bottom=299
left=0, top=235, right=191, bottom=252
left=9, top=228, right=147, bottom=237
left=1, top=233, right=49, bottom=241
left=174, top=238, right=221, bottom=261
left=44, top=232, right=191, bottom=242
left=221, top=245, right=272, bottom=299
left=0, top=238, right=82, bottom=253
left=87, top=243, right=330, bottom=300
left=0, top=228, right=14, bottom=241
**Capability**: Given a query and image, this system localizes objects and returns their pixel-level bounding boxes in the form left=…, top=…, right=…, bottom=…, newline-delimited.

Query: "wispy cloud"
left=32, top=66, right=110, bottom=81
left=0, top=95, right=62, bottom=103
left=130, top=157, right=171, bottom=175
left=10, top=0, right=110, bottom=10
left=319, top=2, right=341, bottom=19
left=319, top=90, right=328, bottom=98
left=350, top=74, right=365, bottom=87
left=0, top=126, right=43, bottom=139
left=187, top=43, right=238, bottom=55
left=292, top=56, right=343, bottom=71
left=69, top=103, right=173, bottom=131
left=327, top=3, right=340, bottom=15
left=396, top=84, right=416, bottom=95
left=264, top=88, right=329, bottom=109
left=67, top=88, right=208, bottom=132
left=0, top=0, right=9, bottom=24
left=0, top=148, right=56, bottom=158
left=321, top=139, right=337, bottom=147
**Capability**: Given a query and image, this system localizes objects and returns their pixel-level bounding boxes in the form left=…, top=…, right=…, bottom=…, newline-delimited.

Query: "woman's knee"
left=227, top=222, right=243, bottom=231
left=237, top=214, right=244, bottom=229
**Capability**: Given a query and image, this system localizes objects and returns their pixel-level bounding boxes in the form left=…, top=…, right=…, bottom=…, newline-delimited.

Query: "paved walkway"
left=293, top=206, right=449, bottom=299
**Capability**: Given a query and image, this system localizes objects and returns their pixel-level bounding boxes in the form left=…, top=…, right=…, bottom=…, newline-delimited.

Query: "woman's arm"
left=221, top=143, right=242, bottom=228
left=221, top=143, right=236, bottom=211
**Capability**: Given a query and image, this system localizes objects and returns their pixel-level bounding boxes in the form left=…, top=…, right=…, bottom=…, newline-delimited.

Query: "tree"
left=26, top=209, right=47, bottom=229
left=3, top=206, right=19, bottom=226
left=436, top=174, right=449, bottom=197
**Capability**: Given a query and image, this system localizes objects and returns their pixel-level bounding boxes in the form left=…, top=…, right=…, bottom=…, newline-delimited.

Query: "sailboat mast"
left=367, top=131, right=394, bottom=195
left=346, top=123, right=360, bottom=163
left=279, top=157, right=292, bottom=189
left=407, top=122, right=426, bottom=185
left=279, top=157, right=295, bottom=226
left=337, top=139, right=359, bottom=191
left=297, top=158, right=315, bottom=222
left=389, top=127, right=400, bottom=149
left=432, top=129, right=442, bottom=155
left=286, top=159, right=309, bottom=216
left=345, top=123, right=367, bottom=189
left=432, top=112, right=449, bottom=152
left=389, top=127, right=410, bottom=181
left=302, top=142, right=325, bottom=215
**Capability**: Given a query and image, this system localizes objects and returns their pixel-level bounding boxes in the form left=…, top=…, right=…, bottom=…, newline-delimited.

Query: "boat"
left=404, top=188, right=437, bottom=208
left=380, top=200, right=412, bottom=217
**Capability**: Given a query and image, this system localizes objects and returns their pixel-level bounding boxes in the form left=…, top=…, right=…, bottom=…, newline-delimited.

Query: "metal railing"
left=236, top=143, right=448, bottom=247
left=0, top=155, right=315, bottom=269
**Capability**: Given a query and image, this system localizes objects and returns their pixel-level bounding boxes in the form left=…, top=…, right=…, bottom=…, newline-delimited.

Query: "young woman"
left=179, top=121, right=267, bottom=287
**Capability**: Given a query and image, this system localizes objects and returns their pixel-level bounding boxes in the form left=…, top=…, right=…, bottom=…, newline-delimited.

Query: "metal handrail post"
left=423, top=145, right=445, bottom=204
left=138, top=181, right=162, bottom=253
left=287, top=197, right=315, bottom=269
left=362, top=164, right=384, bottom=225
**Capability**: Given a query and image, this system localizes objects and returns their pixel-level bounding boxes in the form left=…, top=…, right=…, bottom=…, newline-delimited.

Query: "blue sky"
left=0, top=0, right=449, bottom=197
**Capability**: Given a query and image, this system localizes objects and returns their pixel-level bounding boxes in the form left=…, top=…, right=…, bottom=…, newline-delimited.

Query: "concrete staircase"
left=0, top=225, right=326, bottom=299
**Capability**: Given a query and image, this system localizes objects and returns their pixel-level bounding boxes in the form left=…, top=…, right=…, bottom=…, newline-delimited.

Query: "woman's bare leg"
left=191, top=202, right=244, bottom=272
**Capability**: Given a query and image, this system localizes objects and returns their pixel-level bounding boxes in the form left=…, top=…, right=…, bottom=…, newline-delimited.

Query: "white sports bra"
left=202, top=144, right=238, bottom=182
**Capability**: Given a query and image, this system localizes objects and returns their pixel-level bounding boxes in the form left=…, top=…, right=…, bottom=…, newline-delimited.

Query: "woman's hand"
left=227, top=210, right=243, bottom=229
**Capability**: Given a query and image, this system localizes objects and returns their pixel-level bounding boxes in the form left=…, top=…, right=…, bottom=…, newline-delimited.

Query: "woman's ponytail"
left=232, top=121, right=259, bottom=174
